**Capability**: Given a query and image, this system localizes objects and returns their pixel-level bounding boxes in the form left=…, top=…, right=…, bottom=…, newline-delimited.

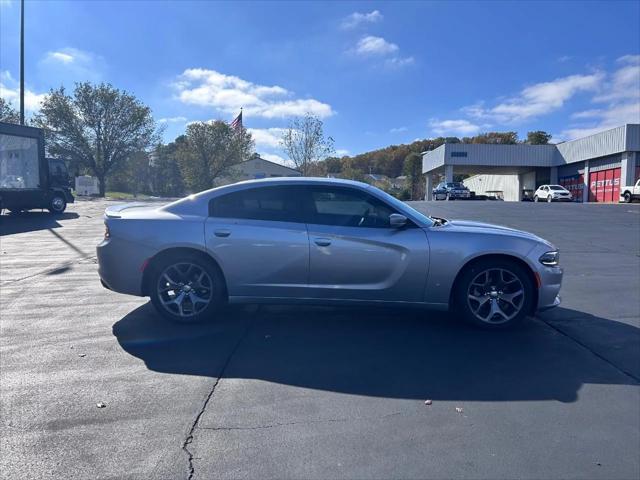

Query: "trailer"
left=0, top=121, right=74, bottom=214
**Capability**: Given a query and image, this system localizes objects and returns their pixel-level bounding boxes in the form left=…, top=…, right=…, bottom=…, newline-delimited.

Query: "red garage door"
left=589, top=167, right=621, bottom=202
left=559, top=174, right=584, bottom=202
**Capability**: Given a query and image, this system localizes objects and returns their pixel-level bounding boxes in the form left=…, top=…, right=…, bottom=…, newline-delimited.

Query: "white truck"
left=620, top=179, right=640, bottom=203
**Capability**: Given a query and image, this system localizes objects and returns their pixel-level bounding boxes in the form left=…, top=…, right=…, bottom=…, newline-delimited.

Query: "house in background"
left=217, top=155, right=301, bottom=185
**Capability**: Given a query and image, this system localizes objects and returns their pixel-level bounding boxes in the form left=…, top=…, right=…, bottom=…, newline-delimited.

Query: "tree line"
left=1, top=82, right=552, bottom=200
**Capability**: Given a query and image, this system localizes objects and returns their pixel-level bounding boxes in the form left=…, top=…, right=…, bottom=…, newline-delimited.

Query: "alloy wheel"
left=467, top=268, right=525, bottom=324
left=156, top=262, right=213, bottom=318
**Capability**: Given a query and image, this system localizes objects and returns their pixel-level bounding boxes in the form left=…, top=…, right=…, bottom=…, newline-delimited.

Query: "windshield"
left=446, top=182, right=463, bottom=188
left=549, top=185, right=566, bottom=191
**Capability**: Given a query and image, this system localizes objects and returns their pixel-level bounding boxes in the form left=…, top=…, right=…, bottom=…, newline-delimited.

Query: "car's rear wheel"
left=454, top=259, right=534, bottom=329
left=149, top=254, right=225, bottom=324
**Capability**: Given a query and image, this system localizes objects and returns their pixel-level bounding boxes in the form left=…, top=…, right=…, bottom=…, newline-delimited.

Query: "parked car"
left=533, top=185, right=572, bottom=202
left=619, top=179, right=640, bottom=203
left=433, top=182, right=471, bottom=200
left=97, top=178, right=562, bottom=329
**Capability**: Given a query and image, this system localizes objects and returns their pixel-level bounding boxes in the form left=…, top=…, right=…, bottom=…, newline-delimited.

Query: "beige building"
left=217, top=155, right=301, bottom=185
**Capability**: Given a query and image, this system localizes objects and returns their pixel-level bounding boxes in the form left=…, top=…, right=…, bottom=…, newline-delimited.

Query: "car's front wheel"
left=454, top=259, right=534, bottom=329
left=623, top=191, right=632, bottom=203
left=149, top=254, right=226, bottom=324
left=533, top=195, right=539, bottom=202
left=546, top=195, right=553, bottom=203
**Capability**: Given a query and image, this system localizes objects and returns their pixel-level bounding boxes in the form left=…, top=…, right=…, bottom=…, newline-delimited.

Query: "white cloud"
left=385, top=56, right=415, bottom=68
left=247, top=127, right=287, bottom=149
left=0, top=71, right=46, bottom=113
left=389, top=126, right=408, bottom=133
left=429, top=119, right=481, bottom=136
left=335, top=149, right=350, bottom=156
left=260, top=153, right=287, bottom=165
left=465, top=72, right=604, bottom=123
left=174, top=68, right=333, bottom=119
left=349, top=36, right=413, bottom=69
left=40, top=47, right=105, bottom=82
left=354, top=36, right=398, bottom=56
left=158, top=116, right=188, bottom=124
left=340, top=10, right=383, bottom=29
left=561, top=56, right=640, bottom=140
left=47, top=52, right=75, bottom=64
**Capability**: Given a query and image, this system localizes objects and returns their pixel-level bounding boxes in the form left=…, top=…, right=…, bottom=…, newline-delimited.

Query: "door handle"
left=314, top=237, right=331, bottom=247
left=214, top=229, right=231, bottom=238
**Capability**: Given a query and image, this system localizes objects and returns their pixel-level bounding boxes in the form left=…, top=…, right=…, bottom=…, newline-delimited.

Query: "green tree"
left=150, top=139, right=185, bottom=197
left=526, top=131, right=552, bottom=145
left=177, top=120, right=254, bottom=192
left=281, top=113, right=334, bottom=175
left=33, top=83, right=157, bottom=196
left=403, top=152, right=424, bottom=200
left=0, top=97, right=20, bottom=124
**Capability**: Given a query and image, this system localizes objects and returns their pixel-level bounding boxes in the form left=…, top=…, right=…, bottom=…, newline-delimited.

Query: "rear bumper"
left=96, top=237, right=150, bottom=296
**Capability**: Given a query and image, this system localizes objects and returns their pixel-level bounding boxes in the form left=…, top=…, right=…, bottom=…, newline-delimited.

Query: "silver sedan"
left=97, top=178, right=562, bottom=329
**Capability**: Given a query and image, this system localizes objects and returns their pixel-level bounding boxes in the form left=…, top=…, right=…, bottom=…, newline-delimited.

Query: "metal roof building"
left=422, top=124, right=640, bottom=202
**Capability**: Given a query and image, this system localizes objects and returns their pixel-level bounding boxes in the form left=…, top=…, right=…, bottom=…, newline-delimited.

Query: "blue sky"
left=1, top=0, right=639, bottom=164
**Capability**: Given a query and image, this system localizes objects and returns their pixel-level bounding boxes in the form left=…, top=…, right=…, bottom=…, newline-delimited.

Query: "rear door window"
left=209, top=185, right=304, bottom=223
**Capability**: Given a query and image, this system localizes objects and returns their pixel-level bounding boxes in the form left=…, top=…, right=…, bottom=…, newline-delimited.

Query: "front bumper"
left=536, top=265, right=563, bottom=311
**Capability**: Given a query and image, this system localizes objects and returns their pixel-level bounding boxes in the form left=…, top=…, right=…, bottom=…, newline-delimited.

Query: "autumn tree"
left=281, top=113, right=334, bottom=175
left=33, top=83, right=157, bottom=196
left=0, top=97, right=20, bottom=124
left=177, top=120, right=254, bottom=192
left=468, top=132, right=518, bottom=144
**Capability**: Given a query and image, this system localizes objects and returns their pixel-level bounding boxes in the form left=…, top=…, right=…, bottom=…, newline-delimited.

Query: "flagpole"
left=20, top=0, right=25, bottom=125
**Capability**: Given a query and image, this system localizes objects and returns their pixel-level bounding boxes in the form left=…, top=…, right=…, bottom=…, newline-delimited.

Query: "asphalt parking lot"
left=1, top=198, right=639, bottom=480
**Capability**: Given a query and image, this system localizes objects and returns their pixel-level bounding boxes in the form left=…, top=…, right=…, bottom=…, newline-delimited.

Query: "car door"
left=304, top=185, right=430, bottom=302
left=204, top=185, right=310, bottom=299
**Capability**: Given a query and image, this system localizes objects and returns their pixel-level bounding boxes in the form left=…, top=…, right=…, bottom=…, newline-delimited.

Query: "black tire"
left=453, top=258, right=534, bottom=330
left=149, top=253, right=226, bottom=324
left=546, top=195, right=552, bottom=203
left=533, top=195, right=539, bottom=202
left=623, top=191, right=632, bottom=203
left=48, top=194, right=67, bottom=214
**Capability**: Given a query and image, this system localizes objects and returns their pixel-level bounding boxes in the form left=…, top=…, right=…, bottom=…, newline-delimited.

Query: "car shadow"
left=0, top=211, right=79, bottom=236
left=112, top=303, right=639, bottom=403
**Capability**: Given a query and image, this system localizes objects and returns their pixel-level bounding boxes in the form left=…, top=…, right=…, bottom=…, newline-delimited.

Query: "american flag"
left=230, top=110, right=243, bottom=131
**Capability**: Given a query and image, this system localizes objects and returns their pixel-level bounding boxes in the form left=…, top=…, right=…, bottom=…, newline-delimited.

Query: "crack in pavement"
left=199, top=412, right=403, bottom=432
left=181, top=316, right=255, bottom=480
left=537, top=316, right=640, bottom=383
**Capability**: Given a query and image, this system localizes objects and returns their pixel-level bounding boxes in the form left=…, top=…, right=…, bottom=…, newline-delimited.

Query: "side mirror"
left=389, top=213, right=408, bottom=228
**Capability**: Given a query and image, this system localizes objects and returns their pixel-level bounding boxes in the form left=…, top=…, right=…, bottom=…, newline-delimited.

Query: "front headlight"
left=539, top=250, right=559, bottom=266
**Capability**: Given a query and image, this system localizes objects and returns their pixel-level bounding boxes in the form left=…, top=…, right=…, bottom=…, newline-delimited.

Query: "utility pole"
left=20, top=0, right=25, bottom=125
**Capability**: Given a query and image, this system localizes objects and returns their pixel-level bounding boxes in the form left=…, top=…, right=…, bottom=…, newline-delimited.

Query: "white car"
left=533, top=185, right=572, bottom=203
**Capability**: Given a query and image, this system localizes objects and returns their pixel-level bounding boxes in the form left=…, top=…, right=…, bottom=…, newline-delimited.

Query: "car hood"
left=441, top=219, right=554, bottom=247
